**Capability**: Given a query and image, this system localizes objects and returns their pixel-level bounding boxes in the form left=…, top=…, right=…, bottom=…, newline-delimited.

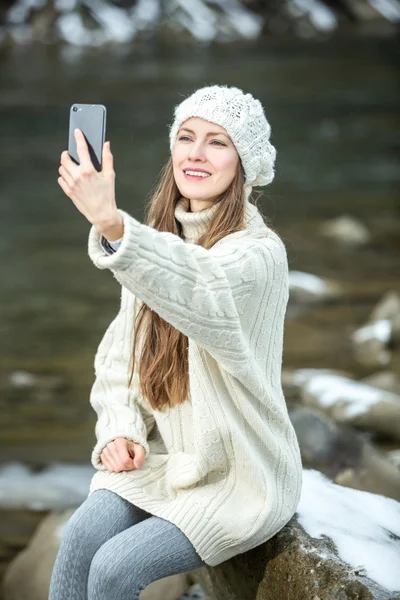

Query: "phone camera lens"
left=73, top=106, right=78, bottom=112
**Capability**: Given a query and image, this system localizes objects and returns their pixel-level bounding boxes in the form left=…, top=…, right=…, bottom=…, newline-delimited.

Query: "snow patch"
left=298, top=469, right=400, bottom=591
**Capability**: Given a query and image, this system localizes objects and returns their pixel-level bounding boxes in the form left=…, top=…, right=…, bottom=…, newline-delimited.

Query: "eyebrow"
left=178, top=127, right=229, bottom=139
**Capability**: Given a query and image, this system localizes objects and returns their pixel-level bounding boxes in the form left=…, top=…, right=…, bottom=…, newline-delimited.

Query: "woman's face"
left=172, top=117, right=239, bottom=209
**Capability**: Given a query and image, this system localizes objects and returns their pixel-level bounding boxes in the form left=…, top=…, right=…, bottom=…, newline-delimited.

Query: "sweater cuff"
left=89, top=209, right=141, bottom=271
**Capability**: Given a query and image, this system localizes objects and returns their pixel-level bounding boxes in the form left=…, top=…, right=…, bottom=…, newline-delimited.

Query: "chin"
left=178, top=186, right=210, bottom=200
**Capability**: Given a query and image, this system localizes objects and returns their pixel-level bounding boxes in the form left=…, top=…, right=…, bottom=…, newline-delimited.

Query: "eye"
left=178, top=136, right=226, bottom=147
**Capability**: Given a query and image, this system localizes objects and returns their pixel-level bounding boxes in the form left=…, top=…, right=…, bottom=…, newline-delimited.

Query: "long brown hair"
left=128, top=154, right=254, bottom=411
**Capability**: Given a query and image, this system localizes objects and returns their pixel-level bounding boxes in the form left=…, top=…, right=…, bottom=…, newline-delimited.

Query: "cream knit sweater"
left=86, top=196, right=303, bottom=567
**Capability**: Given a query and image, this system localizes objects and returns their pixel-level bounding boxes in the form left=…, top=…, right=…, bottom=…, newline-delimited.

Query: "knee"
left=87, top=539, right=144, bottom=596
left=87, top=541, right=124, bottom=591
left=59, top=491, right=109, bottom=548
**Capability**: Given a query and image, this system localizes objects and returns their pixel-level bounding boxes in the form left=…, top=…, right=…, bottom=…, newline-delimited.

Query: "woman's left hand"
left=58, top=128, right=120, bottom=232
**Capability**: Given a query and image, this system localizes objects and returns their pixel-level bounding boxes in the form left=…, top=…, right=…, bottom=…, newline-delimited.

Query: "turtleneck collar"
left=174, top=196, right=220, bottom=243
left=174, top=195, right=267, bottom=243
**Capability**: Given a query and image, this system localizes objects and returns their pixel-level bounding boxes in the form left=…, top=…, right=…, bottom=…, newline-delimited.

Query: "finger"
left=102, top=141, right=114, bottom=178
left=58, top=165, right=74, bottom=188
left=113, top=439, right=135, bottom=470
left=58, top=176, right=71, bottom=198
left=132, top=443, right=145, bottom=468
left=60, top=150, right=79, bottom=178
left=102, top=447, right=120, bottom=472
left=74, top=128, right=94, bottom=172
left=100, top=455, right=112, bottom=471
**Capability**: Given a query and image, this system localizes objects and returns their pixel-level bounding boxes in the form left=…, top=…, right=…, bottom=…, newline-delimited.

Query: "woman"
left=50, top=85, right=303, bottom=600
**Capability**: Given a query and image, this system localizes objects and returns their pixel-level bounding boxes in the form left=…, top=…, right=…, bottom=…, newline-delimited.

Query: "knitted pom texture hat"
left=168, top=85, right=277, bottom=200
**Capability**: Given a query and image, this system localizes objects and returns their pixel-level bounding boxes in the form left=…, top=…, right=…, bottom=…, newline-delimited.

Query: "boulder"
left=288, top=270, right=341, bottom=304
left=361, top=371, right=400, bottom=395
left=370, top=291, right=400, bottom=345
left=289, top=406, right=400, bottom=501
left=352, top=319, right=392, bottom=367
left=293, top=369, right=400, bottom=440
left=351, top=291, right=400, bottom=367
left=189, top=470, right=400, bottom=600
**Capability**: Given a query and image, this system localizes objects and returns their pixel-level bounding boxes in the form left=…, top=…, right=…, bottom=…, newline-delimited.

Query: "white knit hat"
left=168, top=85, right=277, bottom=200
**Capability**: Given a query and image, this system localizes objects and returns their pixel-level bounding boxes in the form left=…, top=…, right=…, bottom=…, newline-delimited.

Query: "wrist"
left=97, top=212, right=124, bottom=242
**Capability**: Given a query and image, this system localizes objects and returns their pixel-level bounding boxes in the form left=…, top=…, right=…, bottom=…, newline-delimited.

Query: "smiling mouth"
left=183, top=170, right=212, bottom=180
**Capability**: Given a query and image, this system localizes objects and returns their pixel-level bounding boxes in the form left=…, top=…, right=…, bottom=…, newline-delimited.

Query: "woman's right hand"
left=100, top=438, right=145, bottom=472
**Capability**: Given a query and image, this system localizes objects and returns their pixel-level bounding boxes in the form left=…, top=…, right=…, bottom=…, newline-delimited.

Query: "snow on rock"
left=288, top=270, right=341, bottom=303
left=352, top=291, right=400, bottom=367
left=192, top=469, right=400, bottom=598
left=129, top=0, right=161, bottom=32
left=0, top=461, right=93, bottom=510
left=167, top=0, right=217, bottom=43
left=352, top=318, right=393, bottom=367
left=297, top=469, right=400, bottom=592
left=287, top=0, right=338, bottom=32
left=3, top=0, right=400, bottom=48
left=353, top=319, right=392, bottom=345
left=294, top=369, right=400, bottom=440
left=83, top=0, right=136, bottom=44
left=7, top=0, right=47, bottom=25
left=369, top=0, right=400, bottom=22
left=370, top=291, right=400, bottom=344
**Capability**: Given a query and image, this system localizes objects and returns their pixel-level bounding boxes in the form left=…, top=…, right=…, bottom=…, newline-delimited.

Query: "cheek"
left=216, top=153, right=238, bottom=178
left=172, top=145, right=185, bottom=167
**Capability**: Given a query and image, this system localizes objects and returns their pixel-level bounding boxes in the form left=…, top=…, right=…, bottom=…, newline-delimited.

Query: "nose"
left=188, top=140, right=206, bottom=162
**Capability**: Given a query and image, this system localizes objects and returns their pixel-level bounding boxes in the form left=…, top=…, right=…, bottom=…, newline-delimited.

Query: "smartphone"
left=68, top=104, right=107, bottom=172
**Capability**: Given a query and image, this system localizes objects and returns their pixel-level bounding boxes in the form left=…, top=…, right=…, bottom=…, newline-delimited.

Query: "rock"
left=290, top=406, right=344, bottom=465
left=351, top=291, right=400, bottom=367
left=1, top=0, right=398, bottom=47
left=352, top=319, right=392, bottom=367
left=3, top=509, right=192, bottom=600
left=370, top=291, right=400, bottom=345
left=319, top=214, right=370, bottom=246
left=283, top=367, right=352, bottom=396
left=3, top=509, right=75, bottom=600
left=288, top=270, right=341, bottom=304
left=386, top=449, right=400, bottom=470
left=295, top=370, right=400, bottom=440
left=178, top=583, right=207, bottom=599
left=334, top=441, right=400, bottom=501
left=189, top=470, right=400, bottom=599
left=290, top=406, right=400, bottom=501
left=361, top=371, right=400, bottom=395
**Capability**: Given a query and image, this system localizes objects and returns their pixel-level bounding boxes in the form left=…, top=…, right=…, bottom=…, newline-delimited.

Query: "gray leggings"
left=48, top=489, right=206, bottom=599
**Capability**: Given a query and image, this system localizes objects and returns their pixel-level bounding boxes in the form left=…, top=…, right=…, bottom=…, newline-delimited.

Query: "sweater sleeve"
left=87, top=209, right=283, bottom=379
left=89, top=284, right=155, bottom=471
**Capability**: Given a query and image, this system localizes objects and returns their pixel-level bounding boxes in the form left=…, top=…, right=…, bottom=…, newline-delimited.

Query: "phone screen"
left=68, top=104, right=107, bottom=172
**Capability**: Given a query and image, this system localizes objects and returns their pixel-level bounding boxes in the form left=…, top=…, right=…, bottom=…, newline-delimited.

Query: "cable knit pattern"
left=86, top=197, right=303, bottom=567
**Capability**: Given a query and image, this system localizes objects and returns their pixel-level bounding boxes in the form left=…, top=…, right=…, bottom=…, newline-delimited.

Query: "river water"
left=0, top=33, right=398, bottom=471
